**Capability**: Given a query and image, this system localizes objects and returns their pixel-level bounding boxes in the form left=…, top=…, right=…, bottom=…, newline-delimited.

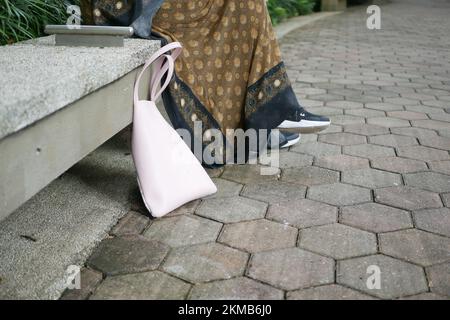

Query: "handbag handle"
left=134, top=42, right=183, bottom=103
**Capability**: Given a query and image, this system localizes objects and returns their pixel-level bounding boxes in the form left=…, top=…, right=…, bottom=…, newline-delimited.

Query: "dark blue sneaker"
left=278, top=107, right=330, bottom=134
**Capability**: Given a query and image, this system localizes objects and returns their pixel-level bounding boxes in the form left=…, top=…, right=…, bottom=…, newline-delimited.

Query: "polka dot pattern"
left=152, top=0, right=282, bottom=130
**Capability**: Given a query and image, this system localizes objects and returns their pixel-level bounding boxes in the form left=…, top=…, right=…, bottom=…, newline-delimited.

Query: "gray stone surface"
left=344, top=124, right=389, bottom=136
left=344, top=144, right=396, bottom=159
left=143, top=215, right=222, bottom=247
left=337, top=255, right=428, bottom=299
left=299, top=223, right=377, bottom=259
left=380, top=229, right=450, bottom=267
left=87, top=235, right=169, bottom=275
left=397, top=146, right=449, bottom=162
left=368, top=134, right=418, bottom=148
left=375, top=187, right=442, bottom=210
left=241, top=181, right=306, bottom=204
left=219, top=219, right=297, bottom=253
left=162, top=243, right=248, bottom=283
left=427, top=262, right=450, bottom=297
left=314, top=154, right=369, bottom=171
left=91, top=271, right=190, bottom=300
left=196, top=197, right=267, bottom=223
left=341, top=203, right=412, bottom=233
left=267, top=199, right=337, bottom=228
left=205, top=179, right=243, bottom=199
left=287, top=284, right=376, bottom=300
left=221, top=165, right=280, bottom=184
left=166, top=200, right=201, bottom=217
left=342, top=168, right=402, bottom=189
left=308, top=183, right=372, bottom=206
left=0, top=137, right=141, bottom=299
left=111, top=211, right=149, bottom=236
left=0, top=37, right=160, bottom=140
left=290, top=141, right=342, bottom=158
left=282, top=166, right=340, bottom=186
left=429, top=161, right=450, bottom=175
left=371, top=157, right=428, bottom=174
left=414, top=208, right=450, bottom=237
left=248, top=248, right=334, bottom=290
left=404, top=172, right=450, bottom=193
left=189, top=277, right=284, bottom=300
left=60, top=268, right=103, bottom=300
left=318, top=133, right=366, bottom=146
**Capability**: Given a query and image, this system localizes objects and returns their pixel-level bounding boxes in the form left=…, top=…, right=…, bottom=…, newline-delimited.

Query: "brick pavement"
left=62, top=0, right=450, bottom=300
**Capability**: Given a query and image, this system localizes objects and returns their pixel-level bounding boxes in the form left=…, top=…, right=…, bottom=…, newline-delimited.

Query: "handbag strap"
left=134, top=42, right=182, bottom=104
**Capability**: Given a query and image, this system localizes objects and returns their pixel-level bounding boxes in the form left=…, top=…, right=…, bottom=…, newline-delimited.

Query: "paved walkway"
left=63, top=0, right=450, bottom=300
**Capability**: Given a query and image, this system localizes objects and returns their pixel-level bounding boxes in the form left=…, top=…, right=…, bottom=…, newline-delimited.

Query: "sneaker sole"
left=278, top=123, right=330, bottom=134
left=280, top=136, right=301, bottom=148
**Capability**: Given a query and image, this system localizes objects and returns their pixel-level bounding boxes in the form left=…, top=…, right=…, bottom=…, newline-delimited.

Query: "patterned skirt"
left=81, top=0, right=303, bottom=164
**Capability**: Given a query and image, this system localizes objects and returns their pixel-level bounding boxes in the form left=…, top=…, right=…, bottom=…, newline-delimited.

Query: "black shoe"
left=268, top=131, right=301, bottom=149
left=277, top=107, right=331, bottom=134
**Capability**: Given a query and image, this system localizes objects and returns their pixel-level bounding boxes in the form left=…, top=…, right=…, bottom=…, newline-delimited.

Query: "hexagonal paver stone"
left=330, top=115, right=365, bottom=126
left=342, top=168, right=402, bottom=189
left=248, top=248, right=334, bottom=290
left=419, top=136, right=450, bottom=150
left=318, top=133, right=366, bottom=146
left=367, top=117, right=411, bottom=128
left=344, top=144, right=395, bottom=159
left=429, top=161, right=450, bottom=175
left=204, top=178, right=242, bottom=199
left=375, top=187, right=442, bottom=210
left=276, top=152, right=314, bottom=169
left=391, top=127, right=438, bottom=140
left=189, top=277, right=283, bottom=300
left=290, top=142, right=341, bottom=158
left=111, top=211, right=149, bottom=236
left=412, top=120, right=450, bottom=131
left=327, top=100, right=364, bottom=109
left=61, top=268, right=103, bottom=300
left=267, top=199, right=337, bottom=228
left=399, top=293, right=449, bottom=300
left=404, top=172, right=450, bottom=193
left=221, top=165, right=280, bottom=184
left=308, top=183, right=371, bottom=206
left=241, top=181, right=306, bottom=204
left=162, top=243, right=248, bottom=283
left=365, top=102, right=404, bottom=112
left=427, top=262, right=450, bottom=297
left=371, top=157, right=428, bottom=174
left=287, top=284, right=376, bottom=300
left=299, top=223, right=377, bottom=259
left=196, top=197, right=267, bottom=223
left=87, top=235, right=169, bottom=275
left=282, top=167, right=340, bottom=186
left=379, top=229, right=450, bottom=267
left=346, top=108, right=385, bottom=118
left=397, top=146, right=449, bottom=162
left=219, top=219, right=297, bottom=253
left=344, top=124, right=389, bottom=136
left=314, top=154, right=369, bottom=171
left=368, top=134, right=418, bottom=148
left=337, top=255, right=428, bottom=299
left=166, top=200, right=201, bottom=217
left=387, top=111, right=428, bottom=120
left=443, top=193, right=450, bottom=207
left=341, top=203, right=412, bottom=233
left=90, top=271, right=190, bottom=300
left=143, top=215, right=222, bottom=247
left=414, top=208, right=450, bottom=237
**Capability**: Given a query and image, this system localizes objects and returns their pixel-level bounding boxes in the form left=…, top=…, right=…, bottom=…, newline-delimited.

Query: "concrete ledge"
left=0, top=36, right=160, bottom=140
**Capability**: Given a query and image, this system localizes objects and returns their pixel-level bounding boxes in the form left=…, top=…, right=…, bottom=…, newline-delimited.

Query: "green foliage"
left=268, top=0, right=317, bottom=25
left=0, top=0, right=78, bottom=45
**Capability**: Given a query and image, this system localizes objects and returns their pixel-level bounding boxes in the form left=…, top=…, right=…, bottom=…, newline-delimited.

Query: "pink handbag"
left=132, top=42, right=217, bottom=217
